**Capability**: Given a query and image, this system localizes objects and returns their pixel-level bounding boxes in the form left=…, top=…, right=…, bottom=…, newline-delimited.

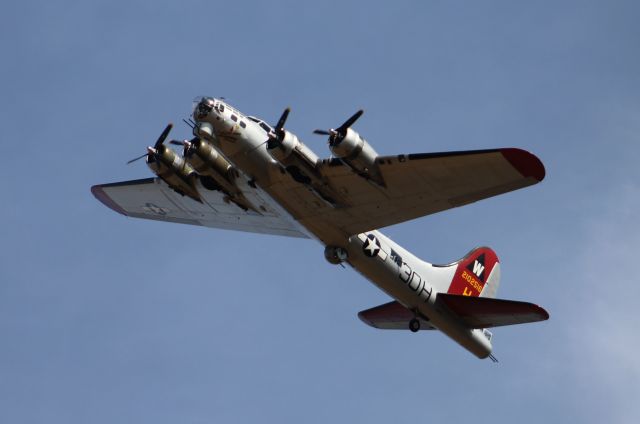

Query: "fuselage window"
left=231, top=114, right=238, bottom=122
left=259, top=122, right=271, bottom=132
left=239, top=121, right=246, bottom=128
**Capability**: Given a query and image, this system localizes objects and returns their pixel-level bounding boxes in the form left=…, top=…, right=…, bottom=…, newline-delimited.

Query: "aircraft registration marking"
left=460, top=269, right=483, bottom=295
left=399, top=260, right=432, bottom=302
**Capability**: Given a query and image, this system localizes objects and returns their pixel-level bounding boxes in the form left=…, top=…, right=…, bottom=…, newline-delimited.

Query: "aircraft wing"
left=358, top=301, right=435, bottom=330
left=436, top=293, right=549, bottom=328
left=291, top=148, right=545, bottom=238
left=91, top=178, right=309, bottom=238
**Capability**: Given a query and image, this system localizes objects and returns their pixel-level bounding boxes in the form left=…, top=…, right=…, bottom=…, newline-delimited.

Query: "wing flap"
left=436, top=293, right=549, bottom=328
left=358, top=301, right=435, bottom=330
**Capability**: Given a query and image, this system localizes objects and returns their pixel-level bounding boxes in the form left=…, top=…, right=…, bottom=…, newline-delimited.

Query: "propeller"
left=126, top=152, right=149, bottom=165
left=127, top=123, right=173, bottom=164
left=266, top=107, right=291, bottom=149
left=154, top=123, right=173, bottom=149
left=313, top=109, right=363, bottom=145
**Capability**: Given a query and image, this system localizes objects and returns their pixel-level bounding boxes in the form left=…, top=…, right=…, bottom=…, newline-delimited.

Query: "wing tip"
left=535, top=304, right=551, bottom=321
left=357, top=311, right=378, bottom=328
left=500, top=148, right=546, bottom=182
left=90, top=184, right=129, bottom=216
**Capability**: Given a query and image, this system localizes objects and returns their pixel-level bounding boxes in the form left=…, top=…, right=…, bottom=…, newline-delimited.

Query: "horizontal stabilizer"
left=358, top=301, right=434, bottom=330
left=436, top=293, right=549, bottom=328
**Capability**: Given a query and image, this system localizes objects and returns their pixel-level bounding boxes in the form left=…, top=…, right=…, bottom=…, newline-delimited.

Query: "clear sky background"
left=1, top=1, right=639, bottom=422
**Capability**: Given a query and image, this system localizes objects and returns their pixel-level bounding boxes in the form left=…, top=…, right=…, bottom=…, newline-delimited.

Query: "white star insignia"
left=363, top=236, right=380, bottom=257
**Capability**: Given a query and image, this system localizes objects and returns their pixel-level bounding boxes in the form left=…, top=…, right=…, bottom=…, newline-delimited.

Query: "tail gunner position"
left=92, top=96, right=549, bottom=360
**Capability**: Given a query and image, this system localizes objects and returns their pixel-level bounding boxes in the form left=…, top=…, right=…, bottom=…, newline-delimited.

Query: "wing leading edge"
left=91, top=178, right=309, bottom=238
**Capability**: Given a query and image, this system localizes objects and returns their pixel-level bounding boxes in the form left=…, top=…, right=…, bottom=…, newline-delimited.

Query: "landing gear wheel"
left=409, top=318, right=420, bottom=333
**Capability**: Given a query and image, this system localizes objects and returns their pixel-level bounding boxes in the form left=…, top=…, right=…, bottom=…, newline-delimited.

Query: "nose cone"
left=192, top=96, right=216, bottom=120
left=145, top=146, right=157, bottom=164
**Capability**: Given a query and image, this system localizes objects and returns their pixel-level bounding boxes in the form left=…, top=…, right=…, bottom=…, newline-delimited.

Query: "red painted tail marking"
left=447, top=247, right=499, bottom=297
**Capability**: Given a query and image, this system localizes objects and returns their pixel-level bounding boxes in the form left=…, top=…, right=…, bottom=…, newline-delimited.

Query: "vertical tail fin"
left=446, top=247, right=501, bottom=298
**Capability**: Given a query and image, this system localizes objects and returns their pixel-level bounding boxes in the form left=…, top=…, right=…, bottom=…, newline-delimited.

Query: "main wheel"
left=409, top=318, right=420, bottom=333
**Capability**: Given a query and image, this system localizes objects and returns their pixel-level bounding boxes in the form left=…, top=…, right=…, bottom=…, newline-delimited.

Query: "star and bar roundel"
left=362, top=234, right=381, bottom=257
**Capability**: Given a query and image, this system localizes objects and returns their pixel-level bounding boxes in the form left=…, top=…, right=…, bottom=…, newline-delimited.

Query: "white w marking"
left=472, top=261, right=485, bottom=277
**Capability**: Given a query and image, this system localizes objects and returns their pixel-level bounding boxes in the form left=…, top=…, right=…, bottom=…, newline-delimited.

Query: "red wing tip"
left=357, top=312, right=376, bottom=327
left=500, top=148, right=546, bottom=182
left=515, top=302, right=550, bottom=322
left=536, top=304, right=550, bottom=321
left=90, top=185, right=129, bottom=216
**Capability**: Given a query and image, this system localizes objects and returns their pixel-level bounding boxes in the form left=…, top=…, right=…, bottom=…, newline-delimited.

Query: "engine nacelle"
left=267, top=130, right=320, bottom=169
left=267, top=130, right=323, bottom=186
left=147, top=146, right=201, bottom=202
left=185, top=139, right=237, bottom=182
left=330, top=128, right=384, bottom=186
left=183, top=138, right=255, bottom=211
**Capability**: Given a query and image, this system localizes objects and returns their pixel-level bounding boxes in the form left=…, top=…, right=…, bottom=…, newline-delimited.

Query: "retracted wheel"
left=409, top=318, right=420, bottom=333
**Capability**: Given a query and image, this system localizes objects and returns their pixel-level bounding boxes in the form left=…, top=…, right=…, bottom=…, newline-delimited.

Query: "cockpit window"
left=246, top=116, right=272, bottom=133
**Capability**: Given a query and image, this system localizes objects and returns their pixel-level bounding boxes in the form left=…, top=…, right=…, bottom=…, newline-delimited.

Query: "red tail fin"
left=447, top=247, right=500, bottom=297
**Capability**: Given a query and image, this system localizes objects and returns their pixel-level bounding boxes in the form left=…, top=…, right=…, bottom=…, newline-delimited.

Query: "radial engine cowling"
left=267, top=130, right=320, bottom=169
left=183, top=138, right=256, bottom=211
left=147, top=146, right=200, bottom=202
left=185, top=139, right=237, bottom=182
left=330, top=128, right=384, bottom=186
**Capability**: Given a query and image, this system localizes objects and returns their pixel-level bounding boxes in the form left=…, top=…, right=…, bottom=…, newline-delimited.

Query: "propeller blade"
left=126, top=153, right=148, bottom=165
left=275, top=108, right=290, bottom=132
left=169, top=140, right=183, bottom=146
left=267, top=108, right=291, bottom=150
left=128, top=124, right=173, bottom=165
left=154, top=123, right=173, bottom=149
left=337, top=109, right=363, bottom=133
left=313, top=129, right=331, bottom=135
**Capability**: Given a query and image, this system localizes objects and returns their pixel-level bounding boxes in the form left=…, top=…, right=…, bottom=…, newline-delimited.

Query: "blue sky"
left=1, top=1, right=639, bottom=422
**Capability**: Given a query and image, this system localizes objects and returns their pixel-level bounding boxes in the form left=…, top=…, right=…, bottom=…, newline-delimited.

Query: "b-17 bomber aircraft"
left=92, top=97, right=549, bottom=360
